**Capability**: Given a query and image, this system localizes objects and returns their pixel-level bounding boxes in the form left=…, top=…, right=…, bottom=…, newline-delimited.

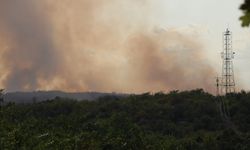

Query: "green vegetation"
left=240, top=0, right=250, bottom=27
left=1, top=89, right=250, bottom=149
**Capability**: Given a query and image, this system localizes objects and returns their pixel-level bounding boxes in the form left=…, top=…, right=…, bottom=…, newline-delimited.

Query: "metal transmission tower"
left=220, top=28, right=236, bottom=94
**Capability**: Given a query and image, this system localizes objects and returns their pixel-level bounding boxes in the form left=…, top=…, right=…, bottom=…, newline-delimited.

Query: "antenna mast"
left=220, top=28, right=236, bottom=94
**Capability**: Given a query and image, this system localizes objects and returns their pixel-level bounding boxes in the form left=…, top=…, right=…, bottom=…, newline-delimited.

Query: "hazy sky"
left=0, top=0, right=249, bottom=93
left=149, top=0, right=250, bottom=91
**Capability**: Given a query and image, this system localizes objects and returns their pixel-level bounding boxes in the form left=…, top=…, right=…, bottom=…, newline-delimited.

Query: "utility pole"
left=0, top=89, right=4, bottom=106
left=216, top=77, right=220, bottom=96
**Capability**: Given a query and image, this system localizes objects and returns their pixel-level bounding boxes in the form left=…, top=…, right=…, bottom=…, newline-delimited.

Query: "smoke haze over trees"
left=0, top=0, right=215, bottom=93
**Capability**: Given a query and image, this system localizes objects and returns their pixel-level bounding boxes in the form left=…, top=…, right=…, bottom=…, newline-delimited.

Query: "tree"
left=240, top=0, right=250, bottom=27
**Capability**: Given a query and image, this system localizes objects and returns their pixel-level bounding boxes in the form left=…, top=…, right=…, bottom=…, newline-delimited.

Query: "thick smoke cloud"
left=0, top=0, right=215, bottom=93
left=0, top=0, right=59, bottom=91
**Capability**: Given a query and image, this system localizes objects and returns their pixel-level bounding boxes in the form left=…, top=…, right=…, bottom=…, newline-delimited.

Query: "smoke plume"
left=0, top=0, right=215, bottom=93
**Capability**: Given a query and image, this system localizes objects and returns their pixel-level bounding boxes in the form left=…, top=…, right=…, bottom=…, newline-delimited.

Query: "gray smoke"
left=0, top=0, right=216, bottom=93
left=0, top=0, right=59, bottom=91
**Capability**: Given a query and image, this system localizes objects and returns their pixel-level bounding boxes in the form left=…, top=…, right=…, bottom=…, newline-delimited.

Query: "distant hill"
left=3, top=91, right=127, bottom=104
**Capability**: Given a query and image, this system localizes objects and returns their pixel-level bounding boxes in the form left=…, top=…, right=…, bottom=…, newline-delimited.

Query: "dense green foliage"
left=1, top=89, right=250, bottom=149
left=240, top=0, right=250, bottom=27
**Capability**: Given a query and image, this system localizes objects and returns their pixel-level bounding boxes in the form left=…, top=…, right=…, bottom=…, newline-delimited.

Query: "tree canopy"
left=1, top=89, right=250, bottom=149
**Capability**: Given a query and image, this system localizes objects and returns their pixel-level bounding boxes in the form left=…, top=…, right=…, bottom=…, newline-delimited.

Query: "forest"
left=1, top=89, right=250, bottom=150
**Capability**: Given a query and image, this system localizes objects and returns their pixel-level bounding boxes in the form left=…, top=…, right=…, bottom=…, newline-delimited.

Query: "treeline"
left=1, top=89, right=250, bottom=149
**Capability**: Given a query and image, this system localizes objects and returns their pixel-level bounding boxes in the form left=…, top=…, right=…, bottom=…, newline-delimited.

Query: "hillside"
left=3, top=91, right=127, bottom=104
left=1, top=89, right=250, bottom=149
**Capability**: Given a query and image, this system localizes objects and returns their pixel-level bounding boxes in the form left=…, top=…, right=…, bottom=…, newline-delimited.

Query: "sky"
left=150, top=0, right=250, bottom=91
left=0, top=0, right=249, bottom=93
